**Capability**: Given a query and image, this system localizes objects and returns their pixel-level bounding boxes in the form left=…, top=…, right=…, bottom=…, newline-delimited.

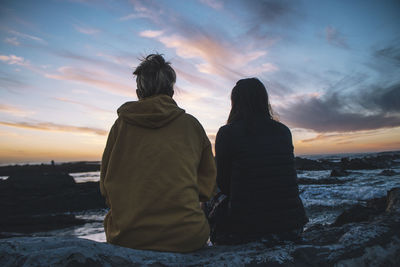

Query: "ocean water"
left=7, top=157, right=400, bottom=243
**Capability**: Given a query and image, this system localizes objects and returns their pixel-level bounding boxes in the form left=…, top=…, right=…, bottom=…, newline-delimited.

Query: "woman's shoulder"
left=271, top=119, right=291, bottom=132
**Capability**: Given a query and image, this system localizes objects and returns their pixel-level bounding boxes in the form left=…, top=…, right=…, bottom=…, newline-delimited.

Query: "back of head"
left=133, top=54, right=176, bottom=99
left=227, top=78, right=273, bottom=124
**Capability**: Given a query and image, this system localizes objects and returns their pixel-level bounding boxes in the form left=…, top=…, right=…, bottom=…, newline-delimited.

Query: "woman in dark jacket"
left=211, top=78, right=308, bottom=245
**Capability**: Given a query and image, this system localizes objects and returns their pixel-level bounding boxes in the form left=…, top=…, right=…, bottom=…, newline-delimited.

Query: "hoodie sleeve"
left=197, top=136, right=217, bottom=202
left=100, top=121, right=118, bottom=201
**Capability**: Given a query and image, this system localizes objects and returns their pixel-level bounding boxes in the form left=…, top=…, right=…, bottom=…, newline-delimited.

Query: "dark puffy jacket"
left=215, top=117, right=308, bottom=235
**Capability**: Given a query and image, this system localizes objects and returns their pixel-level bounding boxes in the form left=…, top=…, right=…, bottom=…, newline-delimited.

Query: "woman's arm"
left=215, top=126, right=232, bottom=196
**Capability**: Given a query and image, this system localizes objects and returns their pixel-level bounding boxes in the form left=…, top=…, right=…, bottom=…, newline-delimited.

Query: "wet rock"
left=295, top=157, right=328, bottom=170
left=379, top=169, right=398, bottom=176
left=340, top=155, right=393, bottom=170
left=330, top=168, right=350, bottom=177
left=387, top=187, right=400, bottom=213
left=297, top=177, right=348, bottom=185
left=332, top=205, right=375, bottom=227
left=331, top=196, right=386, bottom=227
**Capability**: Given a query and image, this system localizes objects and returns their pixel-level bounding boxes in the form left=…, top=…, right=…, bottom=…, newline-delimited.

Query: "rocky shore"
left=1, top=188, right=399, bottom=266
left=0, top=151, right=399, bottom=236
left=0, top=151, right=399, bottom=265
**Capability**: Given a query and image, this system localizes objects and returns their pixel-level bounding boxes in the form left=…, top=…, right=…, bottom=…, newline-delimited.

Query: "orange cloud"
left=0, top=121, right=107, bottom=136
left=0, top=54, right=29, bottom=66
left=0, top=104, right=34, bottom=117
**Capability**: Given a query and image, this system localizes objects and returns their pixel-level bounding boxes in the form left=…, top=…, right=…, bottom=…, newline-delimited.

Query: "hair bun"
left=134, top=54, right=167, bottom=74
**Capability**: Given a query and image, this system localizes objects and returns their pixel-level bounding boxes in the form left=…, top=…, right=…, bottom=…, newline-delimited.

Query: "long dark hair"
left=227, top=78, right=274, bottom=124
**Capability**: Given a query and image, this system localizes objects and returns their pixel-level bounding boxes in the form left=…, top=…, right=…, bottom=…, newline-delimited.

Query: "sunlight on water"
left=70, top=171, right=100, bottom=183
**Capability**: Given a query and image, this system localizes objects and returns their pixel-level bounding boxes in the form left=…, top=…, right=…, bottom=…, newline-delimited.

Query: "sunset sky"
left=0, top=0, right=399, bottom=163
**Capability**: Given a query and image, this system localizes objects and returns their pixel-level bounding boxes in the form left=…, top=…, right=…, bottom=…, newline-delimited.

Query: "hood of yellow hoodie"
left=117, top=94, right=185, bottom=129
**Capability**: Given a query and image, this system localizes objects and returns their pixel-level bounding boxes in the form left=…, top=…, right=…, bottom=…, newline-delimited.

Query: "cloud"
left=325, top=26, right=348, bottom=49
left=374, top=43, right=400, bottom=67
left=8, top=30, right=46, bottom=44
left=4, top=37, right=20, bottom=46
left=0, top=54, right=29, bottom=66
left=300, top=130, right=380, bottom=143
left=74, top=25, right=101, bottom=35
left=45, top=66, right=135, bottom=97
left=129, top=0, right=279, bottom=81
left=0, top=121, right=107, bottom=136
left=139, top=30, right=163, bottom=38
left=199, top=0, right=223, bottom=10
left=141, top=30, right=275, bottom=79
left=0, top=104, right=34, bottom=117
left=279, top=82, right=400, bottom=132
left=119, top=0, right=164, bottom=22
left=54, top=97, right=112, bottom=113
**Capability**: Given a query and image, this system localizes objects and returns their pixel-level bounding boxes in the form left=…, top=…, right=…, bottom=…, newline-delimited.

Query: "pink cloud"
left=45, top=66, right=135, bottom=97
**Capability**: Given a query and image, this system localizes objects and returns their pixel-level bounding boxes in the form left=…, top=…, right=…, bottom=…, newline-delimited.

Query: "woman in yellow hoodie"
left=100, top=54, right=216, bottom=252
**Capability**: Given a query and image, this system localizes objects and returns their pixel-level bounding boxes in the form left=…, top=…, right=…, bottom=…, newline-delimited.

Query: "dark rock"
left=297, top=177, right=348, bottom=185
left=340, top=155, right=393, bottom=170
left=331, top=205, right=375, bottom=227
left=7, top=172, right=75, bottom=192
left=330, top=168, right=350, bottom=177
left=332, top=195, right=387, bottom=227
left=0, top=214, right=88, bottom=234
left=387, top=187, right=400, bottom=213
left=0, top=171, right=106, bottom=234
left=295, top=157, right=328, bottom=170
left=0, top=161, right=100, bottom=177
left=379, top=169, right=398, bottom=176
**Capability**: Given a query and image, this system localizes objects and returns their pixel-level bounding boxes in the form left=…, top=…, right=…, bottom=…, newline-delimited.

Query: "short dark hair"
left=133, top=54, right=176, bottom=98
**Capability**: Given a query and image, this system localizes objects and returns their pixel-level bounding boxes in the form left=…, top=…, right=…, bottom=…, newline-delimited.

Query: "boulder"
left=297, top=177, right=348, bottom=185
left=340, top=156, right=392, bottom=170
left=0, top=171, right=107, bottom=234
left=379, top=169, right=398, bottom=176
left=330, top=168, right=350, bottom=177
left=332, top=196, right=386, bottom=227
left=387, top=187, right=400, bottom=213
left=295, top=157, right=328, bottom=170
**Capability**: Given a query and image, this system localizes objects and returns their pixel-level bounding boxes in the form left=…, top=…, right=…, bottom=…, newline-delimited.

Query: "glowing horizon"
left=1, top=0, right=399, bottom=164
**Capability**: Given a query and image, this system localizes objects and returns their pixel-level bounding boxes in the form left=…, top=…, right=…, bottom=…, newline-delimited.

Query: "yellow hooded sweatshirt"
left=100, top=94, right=216, bottom=252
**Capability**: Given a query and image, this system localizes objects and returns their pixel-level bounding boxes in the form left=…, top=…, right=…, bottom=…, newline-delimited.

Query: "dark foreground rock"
left=1, top=188, right=400, bottom=266
left=297, top=177, right=350, bottom=185
left=0, top=171, right=106, bottom=235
